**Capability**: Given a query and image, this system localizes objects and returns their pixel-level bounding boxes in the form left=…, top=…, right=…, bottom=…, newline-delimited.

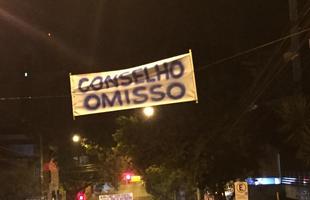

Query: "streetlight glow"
left=143, top=107, right=154, bottom=117
left=72, top=134, right=81, bottom=143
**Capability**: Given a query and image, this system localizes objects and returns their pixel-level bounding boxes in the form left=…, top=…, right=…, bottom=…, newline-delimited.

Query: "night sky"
left=0, top=0, right=290, bottom=148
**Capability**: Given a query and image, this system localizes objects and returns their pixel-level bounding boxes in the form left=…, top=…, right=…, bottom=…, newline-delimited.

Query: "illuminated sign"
left=246, top=177, right=281, bottom=185
left=131, top=176, right=142, bottom=182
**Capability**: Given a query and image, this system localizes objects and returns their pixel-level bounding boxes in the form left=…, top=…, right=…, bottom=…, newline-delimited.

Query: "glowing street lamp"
left=143, top=107, right=154, bottom=117
left=72, top=134, right=81, bottom=143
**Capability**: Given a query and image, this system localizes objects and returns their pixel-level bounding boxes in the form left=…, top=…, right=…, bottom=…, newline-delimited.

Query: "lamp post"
left=72, top=134, right=81, bottom=165
left=39, top=134, right=44, bottom=199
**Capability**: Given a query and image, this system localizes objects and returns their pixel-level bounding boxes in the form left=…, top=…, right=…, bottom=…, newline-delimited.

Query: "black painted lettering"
left=170, top=60, right=185, bottom=79
left=84, top=94, right=101, bottom=110
left=132, top=86, right=148, bottom=104
left=144, top=67, right=156, bottom=83
left=90, top=76, right=103, bottom=91
left=167, top=82, right=186, bottom=100
left=104, top=75, right=119, bottom=88
left=101, top=91, right=123, bottom=107
left=150, top=84, right=165, bottom=101
left=78, top=78, right=90, bottom=92
left=119, top=72, right=133, bottom=86
left=155, top=63, right=170, bottom=81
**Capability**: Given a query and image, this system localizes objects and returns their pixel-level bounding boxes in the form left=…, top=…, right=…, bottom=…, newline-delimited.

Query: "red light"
left=76, top=192, right=86, bottom=200
left=122, top=172, right=134, bottom=183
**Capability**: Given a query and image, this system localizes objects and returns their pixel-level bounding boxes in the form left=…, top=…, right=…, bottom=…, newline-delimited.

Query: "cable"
left=240, top=1, right=310, bottom=104
left=241, top=5, right=310, bottom=108
left=224, top=1, right=310, bottom=132
left=0, top=94, right=69, bottom=101
left=0, top=7, right=309, bottom=104
left=0, top=27, right=307, bottom=102
left=229, top=42, right=307, bottom=130
left=196, top=26, right=310, bottom=71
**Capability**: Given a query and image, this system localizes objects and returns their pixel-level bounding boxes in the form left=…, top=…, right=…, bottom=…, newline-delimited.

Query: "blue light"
left=246, top=177, right=281, bottom=185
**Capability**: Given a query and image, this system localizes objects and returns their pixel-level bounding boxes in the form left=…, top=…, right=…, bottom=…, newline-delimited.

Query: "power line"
left=239, top=3, right=310, bottom=109
left=0, top=95, right=68, bottom=101
left=0, top=27, right=309, bottom=102
left=226, top=1, right=310, bottom=132
left=197, top=26, right=310, bottom=70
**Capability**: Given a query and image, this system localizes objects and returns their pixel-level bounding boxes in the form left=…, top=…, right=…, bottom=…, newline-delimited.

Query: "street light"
left=143, top=107, right=155, bottom=117
left=72, top=134, right=81, bottom=143
left=72, top=134, right=82, bottom=165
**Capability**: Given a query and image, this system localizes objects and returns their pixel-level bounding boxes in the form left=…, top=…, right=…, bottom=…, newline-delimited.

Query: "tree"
left=144, top=165, right=192, bottom=200
left=113, top=107, right=262, bottom=200
left=60, top=137, right=122, bottom=199
left=273, top=95, right=310, bottom=165
left=113, top=114, right=200, bottom=199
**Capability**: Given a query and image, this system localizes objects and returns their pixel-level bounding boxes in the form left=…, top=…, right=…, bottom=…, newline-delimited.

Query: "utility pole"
left=40, top=134, right=44, bottom=199
left=288, top=0, right=302, bottom=93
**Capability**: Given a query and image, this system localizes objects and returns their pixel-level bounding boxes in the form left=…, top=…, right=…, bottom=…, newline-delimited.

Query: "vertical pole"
left=196, top=187, right=201, bottom=200
left=173, top=190, right=177, bottom=200
left=277, top=153, right=282, bottom=178
left=69, top=73, right=76, bottom=120
left=189, top=49, right=199, bottom=103
left=288, top=0, right=302, bottom=93
left=40, top=134, right=44, bottom=199
left=277, top=153, right=281, bottom=200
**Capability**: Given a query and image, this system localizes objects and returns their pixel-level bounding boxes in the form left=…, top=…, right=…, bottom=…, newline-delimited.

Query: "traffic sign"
left=99, top=193, right=133, bottom=200
left=234, top=181, right=248, bottom=200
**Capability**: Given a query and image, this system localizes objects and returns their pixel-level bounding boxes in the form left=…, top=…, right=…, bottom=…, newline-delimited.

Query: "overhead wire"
left=240, top=2, right=310, bottom=110
left=0, top=2, right=309, bottom=112
left=239, top=0, right=310, bottom=107
left=0, top=27, right=309, bottom=102
left=0, top=30, right=308, bottom=102
left=226, top=1, right=310, bottom=131
left=196, top=27, right=310, bottom=71
left=197, top=0, right=310, bottom=73
left=240, top=0, right=310, bottom=101
left=0, top=95, right=68, bottom=101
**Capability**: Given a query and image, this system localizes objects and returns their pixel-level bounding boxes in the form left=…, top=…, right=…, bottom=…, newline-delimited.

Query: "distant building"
left=0, top=130, right=40, bottom=199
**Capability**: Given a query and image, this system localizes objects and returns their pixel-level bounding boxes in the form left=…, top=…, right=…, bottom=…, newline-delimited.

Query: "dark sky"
left=0, top=0, right=290, bottom=146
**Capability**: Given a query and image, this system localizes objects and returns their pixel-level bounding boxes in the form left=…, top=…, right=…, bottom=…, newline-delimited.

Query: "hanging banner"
left=70, top=51, right=198, bottom=116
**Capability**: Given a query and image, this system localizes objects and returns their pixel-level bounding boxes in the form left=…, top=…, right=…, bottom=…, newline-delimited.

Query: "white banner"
left=70, top=52, right=198, bottom=116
